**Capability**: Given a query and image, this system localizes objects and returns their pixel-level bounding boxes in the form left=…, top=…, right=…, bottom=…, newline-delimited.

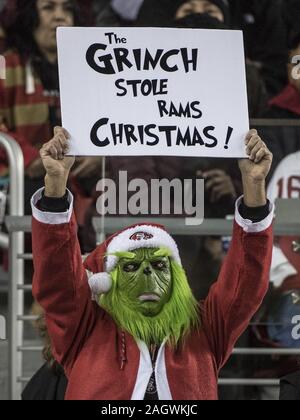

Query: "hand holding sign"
left=239, top=130, right=273, bottom=182
left=57, top=27, right=249, bottom=158
left=239, top=129, right=273, bottom=208
left=40, top=127, right=75, bottom=198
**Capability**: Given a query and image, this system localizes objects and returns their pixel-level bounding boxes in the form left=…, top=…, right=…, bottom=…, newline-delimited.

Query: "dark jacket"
left=228, top=0, right=288, bottom=97
left=22, top=363, right=67, bottom=401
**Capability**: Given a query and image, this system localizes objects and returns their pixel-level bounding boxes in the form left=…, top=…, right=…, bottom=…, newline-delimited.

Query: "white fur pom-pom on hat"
left=87, top=272, right=112, bottom=299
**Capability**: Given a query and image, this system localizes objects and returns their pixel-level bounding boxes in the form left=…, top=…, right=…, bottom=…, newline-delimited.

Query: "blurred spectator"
left=229, top=0, right=288, bottom=97
left=268, top=151, right=300, bottom=200
left=249, top=150, right=300, bottom=398
left=0, top=0, right=78, bottom=203
left=268, top=151, right=300, bottom=336
left=175, top=0, right=229, bottom=23
left=137, top=0, right=230, bottom=26
left=0, top=0, right=102, bottom=214
left=174, top=9, right=228, bottom=28
left=260, top=30, right=300, bottom=173
left=267, top=33, right=300, bottom=119
left=268, top=151, right=300, bottom=305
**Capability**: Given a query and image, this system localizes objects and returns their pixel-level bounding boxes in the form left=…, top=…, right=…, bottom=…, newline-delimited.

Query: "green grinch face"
left=117, top=248, right=173, bottom=317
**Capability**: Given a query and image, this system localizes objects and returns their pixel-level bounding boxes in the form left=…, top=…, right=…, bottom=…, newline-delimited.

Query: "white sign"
left=57, top=27, right=249, bottom=157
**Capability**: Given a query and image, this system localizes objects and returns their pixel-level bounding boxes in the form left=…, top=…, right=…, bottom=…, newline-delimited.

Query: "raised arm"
left=31, top=128, right=98, bottom=375
left=202, top=130, right=274, bottom=369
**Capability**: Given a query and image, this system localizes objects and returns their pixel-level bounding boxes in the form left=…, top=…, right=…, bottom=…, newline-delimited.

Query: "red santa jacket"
left=31, top=189, right=274, bottom=400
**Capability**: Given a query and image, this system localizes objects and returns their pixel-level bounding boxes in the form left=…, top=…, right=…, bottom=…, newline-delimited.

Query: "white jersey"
left=268, top=152, right=300, bottom=288
left=267, top=151, right=300, bottom=201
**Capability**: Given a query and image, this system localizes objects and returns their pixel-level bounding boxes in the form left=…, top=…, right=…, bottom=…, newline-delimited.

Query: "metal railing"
left=0, top=132, right=24, bottom=401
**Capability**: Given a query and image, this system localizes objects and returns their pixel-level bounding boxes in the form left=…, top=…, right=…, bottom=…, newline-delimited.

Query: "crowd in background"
left=0, top=0, right=300, bottom=400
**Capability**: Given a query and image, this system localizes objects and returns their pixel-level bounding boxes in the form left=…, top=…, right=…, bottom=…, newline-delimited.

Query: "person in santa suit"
left=31, top=126, right=274, bottom=400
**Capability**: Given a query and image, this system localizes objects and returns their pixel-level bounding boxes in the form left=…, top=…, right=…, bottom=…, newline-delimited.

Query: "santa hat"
left=84, top=223, right=181, bottom=298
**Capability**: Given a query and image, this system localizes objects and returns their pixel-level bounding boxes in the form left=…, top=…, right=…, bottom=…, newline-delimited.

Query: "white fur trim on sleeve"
left=106, top=224, right=181, bottom=272
left=31, top=187, right=73, bottom=225
left=235, top=196, right=275, bottom=233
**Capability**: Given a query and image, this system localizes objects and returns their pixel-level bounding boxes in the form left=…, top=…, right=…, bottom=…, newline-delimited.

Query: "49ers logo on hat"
left=130, top=232, right=154, bottom=241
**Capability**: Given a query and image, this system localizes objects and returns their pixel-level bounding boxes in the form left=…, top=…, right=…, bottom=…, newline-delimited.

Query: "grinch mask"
left=99, top=247, right=199, bottom=346
left=117, top=248, right=173, bottom=317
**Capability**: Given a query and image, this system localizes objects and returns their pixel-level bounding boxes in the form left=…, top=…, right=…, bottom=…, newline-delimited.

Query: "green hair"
left=99, top=253, right=200, bottom=347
